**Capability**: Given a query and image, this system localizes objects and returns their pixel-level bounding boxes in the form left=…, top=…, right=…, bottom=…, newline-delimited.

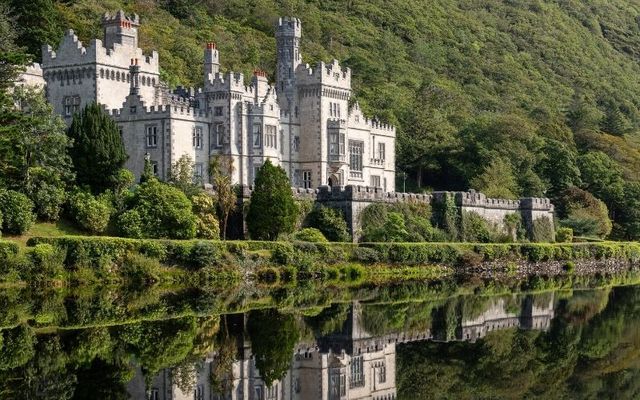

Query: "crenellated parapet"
left=297, top=59, right=352, bottom=90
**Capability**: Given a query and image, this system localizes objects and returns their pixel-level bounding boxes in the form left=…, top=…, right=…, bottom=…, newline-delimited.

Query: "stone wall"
left=234, top=185, right=555, bottom=241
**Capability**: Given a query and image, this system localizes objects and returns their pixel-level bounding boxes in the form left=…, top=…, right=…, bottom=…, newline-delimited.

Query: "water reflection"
left=130, top=293, right=555, bottom=400
left=2, top=282, right=640, bottom=399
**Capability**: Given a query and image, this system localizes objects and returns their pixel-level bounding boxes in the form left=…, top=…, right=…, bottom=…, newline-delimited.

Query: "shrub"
left=118, top=210, right=143, bottom=239
left=293, top=228, right=328, bottom=243
left=0, top=190, right=35, bottom=235
left=68, top=191, right=112, bottom=234
left=121, top=253, right=161, bottom=285
left=191, top=192, right=220, bottom=240
left=126, top=179, right=197, bottom=239
left=460, top=211, right=494, bottom=243
left=431, top=194, right=459, bottom=240
left=307, top=206, right=350, bottom=242
left=189, top=241, right=222, bottom=269
left=247, top=160, right=298, bottom=240
left=532, top=216, right=555, bottom=243
left=28, top=181, right=66, bottom=222
left=351, top=247, right=381, bottom=263
left=503, top=213, right=524, bottom=241
left=27, top=244, right=65, bottom=280
left=556, top=227, right=574, bottom=243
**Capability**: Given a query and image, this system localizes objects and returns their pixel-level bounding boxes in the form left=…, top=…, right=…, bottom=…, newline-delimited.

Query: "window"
left=302, top=170, right=312, bottom=189
left=294, top=378, right=301, bottom=394
left=265, top=125, right=277, bottom=148
left=194, top=163, right=204, bottom=180
left=350, top=356, right=364, bottom=388
left=118, top=126, right=123, bottom=139
left=214, top=106, right=223, bottom=116
left=214, top=123, right=224, bottom=148
left=378, top=363, right=387, bottom=383
left=151, top=161, right=159, bottom=176
left=193, top=126, right=203, bottom=149
left=130, top=105, right=137, bottom=114
left=329, top=370, right=346, bottom=400
left=349, top=141, right=364, bottom=172
left=146, top=126, right=158, bottom=148
left=280, top=130, right=285, bottom=155
left=253, top=124, right=262, bottom=148
left=378, top=142, right=386, bottom=160
left=253, top=164, right=262, bottom=183
left=194, top=384, right=204, bottom=400
left=293, top=136, right=300, bottom=152
left=329, top=131, right=345, bottom=159
left=370, top=175, right=381, bottom=188
left=254, top=386, right=263, bottom=400
left=150, top=388, right=159, bottom=400
left=266, top=384, right=278, bottom=400
left=63, top=95, right=80, bottom=116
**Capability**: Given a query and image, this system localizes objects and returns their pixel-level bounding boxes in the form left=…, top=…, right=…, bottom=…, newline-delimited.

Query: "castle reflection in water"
left=128, top=294, right=555, bottom=400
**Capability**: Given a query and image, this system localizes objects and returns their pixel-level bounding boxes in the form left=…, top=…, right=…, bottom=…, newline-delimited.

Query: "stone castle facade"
left=31, top=11, right=396, bottom=190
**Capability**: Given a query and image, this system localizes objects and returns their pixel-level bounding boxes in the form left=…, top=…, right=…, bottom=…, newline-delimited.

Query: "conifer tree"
left=67, top=103, right=128, bottom=194
left=246, top=160, right=297, bottom=240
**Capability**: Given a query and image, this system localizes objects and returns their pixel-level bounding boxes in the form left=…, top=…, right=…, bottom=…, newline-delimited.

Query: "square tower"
left=102, top=10, right=139, bottom=49
left=275, top=17, right=302, bottom=112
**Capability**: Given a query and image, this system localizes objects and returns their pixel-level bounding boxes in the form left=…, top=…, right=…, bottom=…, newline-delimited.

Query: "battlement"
left=102, top=10, right=139, bottom=26
left=297, top=60, right=351, bottom=88
left=520, top=197, right=555, bottom=211
left=41, top=30, right=158, bottom=71
left=275, top=17, right=302, bottom=38
left=348, top=102, right=395, bottom=134
left=108, top=96, right=209, bottom=120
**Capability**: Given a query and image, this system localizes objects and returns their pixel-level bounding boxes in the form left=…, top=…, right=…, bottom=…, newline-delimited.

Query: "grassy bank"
left=1, top=236, right=639, bottom=286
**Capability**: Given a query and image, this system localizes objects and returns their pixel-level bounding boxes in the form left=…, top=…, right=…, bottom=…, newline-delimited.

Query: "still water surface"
left=0, top=279, right=638, bottom=399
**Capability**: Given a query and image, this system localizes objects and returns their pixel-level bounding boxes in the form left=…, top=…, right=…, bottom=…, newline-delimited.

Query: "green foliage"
left=117, top=210, right=143, bottom=239
left=247, top=160, right=298, bottom=240
left=191, top=192, right=220, bottom=240
left=307, top=206, right=350, bottom=242
left=168, top=154, right=200, bottom=196
left=125, top=179, right=197, bottom=239
left=188, top=241, right=222, bottom=269
left=578, top=152, right=625, bottom=207
left=361, top=202, right=443, bottom=242
left=67, top=103, right=127, bottom=194
left=0, top=189, right=35, bottom=235
left=27, top=243, right=65, bottom=280
left=432, top=194, right=460, bottom=240
left=293, top=228, right=328, bottom=243
left=68, top=191, right=112, bottom=234
left=470, top=158, right=520, bottom=199
left=558, top=187, right=612, bottom=238
left=459, top=212, right=502, bottom=243
left=10, top=0, right=63, bottom=60
left=120, top=253, right=161, bottom=285
left=247, top=309, right=299, bottom=386
left=556, top=228, right=574, bottom=244
left=504, top=213, right=524, bottom=242
left=531, top=216, right=556, bottom=243
left=0, top=325, right=35, bottom=371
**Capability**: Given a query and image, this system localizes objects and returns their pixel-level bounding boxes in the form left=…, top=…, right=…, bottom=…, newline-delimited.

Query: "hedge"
left=24, top=236, right=640, bottom=269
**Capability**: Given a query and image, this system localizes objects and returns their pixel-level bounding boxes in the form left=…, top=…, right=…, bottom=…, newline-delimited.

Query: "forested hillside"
left=7, top=0, right=640, bottom=238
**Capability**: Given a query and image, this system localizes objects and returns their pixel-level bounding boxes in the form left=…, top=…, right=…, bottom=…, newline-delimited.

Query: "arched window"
left=100, top=69, right=104, bottom=79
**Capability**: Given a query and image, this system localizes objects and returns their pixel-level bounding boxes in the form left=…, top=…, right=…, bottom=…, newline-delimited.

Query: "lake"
left=0, top=275, right=638, bottom=399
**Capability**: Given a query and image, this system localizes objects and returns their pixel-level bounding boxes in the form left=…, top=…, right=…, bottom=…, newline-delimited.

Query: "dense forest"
left=6, top=0, right=640, bottom=238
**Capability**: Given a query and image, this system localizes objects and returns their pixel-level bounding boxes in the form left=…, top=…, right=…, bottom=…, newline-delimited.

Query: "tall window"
left=329, top=131, right=346, bottom=158
left=370, top=175, right=381, bottom=188
left=265, top=125, right=277, bottom=148
left=151, top=161, right=159, bottom=176
left=350, top=356, right=364, bottom=388
left=293, top=136, right=300, bottom=152
left=192, top=126, right=203, bottom=149
left=195, top=384, right=204, bottom=400
left=214, top=123, right=224, bottom=148
left=253, top=124, right=262, bottom=148
left=150, top=389, right=159, bottom=400
left=329, top=370, right=346, bottom=400
left=146, top=125, right=158, bottom=148
left=349, top=141, right=364, bottom=172
left=378, top=363, right=387, bottom=384
left=266, top=384, right=278, bottom=400
left=302, top=170, right=312, bottom=189
left=194, top=163, right=203, bottom=180
left=378, top=142, right=386, bottom=160
left=63, top=95, right=80, bottom=116
left=280, top=130, right=285, bottom=155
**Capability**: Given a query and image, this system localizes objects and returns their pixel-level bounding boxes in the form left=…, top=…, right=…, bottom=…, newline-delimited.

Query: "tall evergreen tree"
left=246, top=160, right=297, bottom=240
left=67, top=103, right=128, bottom=194
left=10, top=0, right=63, bottom=60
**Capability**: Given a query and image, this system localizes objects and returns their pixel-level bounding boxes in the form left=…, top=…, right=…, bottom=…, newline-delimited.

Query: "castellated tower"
left=275, top=17, right=302, bottom=111
left=102, top=10, right=140, bottom=49
left=204, top=42, right=220, bottom=82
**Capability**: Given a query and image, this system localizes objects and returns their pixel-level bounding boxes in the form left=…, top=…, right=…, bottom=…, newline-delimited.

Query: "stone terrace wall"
left=235, top=185, right=554, bottom=241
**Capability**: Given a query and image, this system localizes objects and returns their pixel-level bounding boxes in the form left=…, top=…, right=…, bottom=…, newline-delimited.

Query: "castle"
left=30, top=11, right=396, bottom=190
